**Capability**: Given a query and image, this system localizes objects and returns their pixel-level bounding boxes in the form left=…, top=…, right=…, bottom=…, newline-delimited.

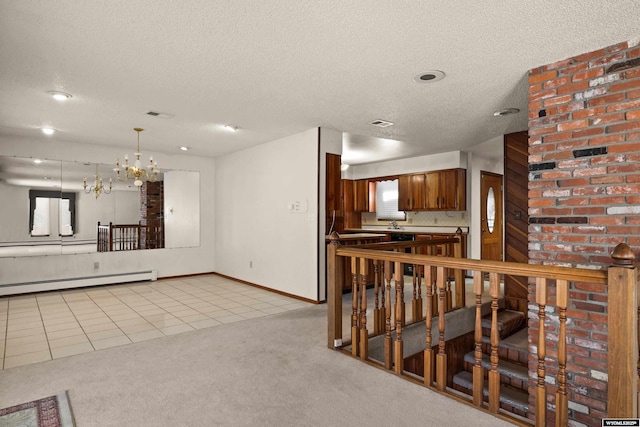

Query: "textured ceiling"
left=0, top=1, right=638, bottom=165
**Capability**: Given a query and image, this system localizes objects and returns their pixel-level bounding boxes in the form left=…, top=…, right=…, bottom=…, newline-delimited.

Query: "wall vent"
left=370, top=119, right=394, bottom=128
left=146, top=111, right=175, bottom=119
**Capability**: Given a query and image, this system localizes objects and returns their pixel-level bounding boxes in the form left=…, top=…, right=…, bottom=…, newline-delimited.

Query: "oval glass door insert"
left=487, top=187, right=496, bottom=233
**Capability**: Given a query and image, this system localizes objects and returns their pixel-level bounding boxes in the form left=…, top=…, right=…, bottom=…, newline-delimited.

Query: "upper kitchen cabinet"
left=398, top=173, right=426, bottom=211
left=425, top=168, right=466, bottom=210
left=354, top=179, right=374, bottom=212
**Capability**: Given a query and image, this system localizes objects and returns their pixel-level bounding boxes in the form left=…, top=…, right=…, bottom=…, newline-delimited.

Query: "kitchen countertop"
left=346, top=227, right=468, bottom=234
left=324, top=233, right=387, bottom=241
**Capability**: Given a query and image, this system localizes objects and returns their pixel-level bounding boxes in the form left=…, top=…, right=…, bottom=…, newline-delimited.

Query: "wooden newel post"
left=608, top=243, right=639, bottom=418
left=327, top=232, right=344, bottom=349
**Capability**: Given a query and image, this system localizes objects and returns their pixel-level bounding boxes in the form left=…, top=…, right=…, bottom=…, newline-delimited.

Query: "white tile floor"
left=0, top=274, right=313, bottom=370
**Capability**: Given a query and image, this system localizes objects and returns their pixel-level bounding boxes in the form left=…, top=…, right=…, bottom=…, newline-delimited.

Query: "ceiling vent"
left=370, top=119, right=394, bottom=128
left=146, top=111, right=175, bottom=119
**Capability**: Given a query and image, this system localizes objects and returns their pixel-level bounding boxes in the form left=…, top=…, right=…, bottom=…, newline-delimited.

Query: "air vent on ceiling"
left=146, top=111, right=175, bottom=119
left=370, top=119, right=394, bottom=128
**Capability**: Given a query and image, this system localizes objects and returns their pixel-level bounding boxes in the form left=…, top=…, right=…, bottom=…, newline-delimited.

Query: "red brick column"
left=140, top=181, right=165, bottom=249
left=528, top=39, right=640, bottom=426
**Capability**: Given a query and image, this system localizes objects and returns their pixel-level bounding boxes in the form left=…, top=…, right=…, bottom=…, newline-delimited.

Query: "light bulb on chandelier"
left=114, top=128, right=158, bottom=188
left=83, top=164, right=112, bottom=198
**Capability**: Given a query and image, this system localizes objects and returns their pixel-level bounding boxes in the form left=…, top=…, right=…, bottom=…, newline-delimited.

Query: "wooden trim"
left=335, top=247, right=607, bottom=283
left=211, top=273, right=320, bottom=304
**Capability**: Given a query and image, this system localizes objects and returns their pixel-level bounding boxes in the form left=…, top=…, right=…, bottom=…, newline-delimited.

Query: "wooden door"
left=481, top=171, right=503, bottom=261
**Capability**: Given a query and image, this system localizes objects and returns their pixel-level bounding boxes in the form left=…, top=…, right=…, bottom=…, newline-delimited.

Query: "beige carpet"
left=0, top=305, right=514, bottom=426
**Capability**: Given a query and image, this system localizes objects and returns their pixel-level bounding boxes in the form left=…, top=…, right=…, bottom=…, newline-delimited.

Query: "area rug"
left=0, top=391, right=75, bottom=427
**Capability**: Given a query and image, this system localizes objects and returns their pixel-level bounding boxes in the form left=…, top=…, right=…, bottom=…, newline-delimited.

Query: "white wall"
left=0, top=135, right=215, bottom=285
left=214, top=128, right=320, bottom=301
left=164, top=170, right=200, bottom=248
left=466, top=136, right=504, bottom=260
left=351, top=151, right=464, bottom=179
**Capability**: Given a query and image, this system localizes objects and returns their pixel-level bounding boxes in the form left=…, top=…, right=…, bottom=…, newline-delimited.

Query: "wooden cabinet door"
left=440, top=169, right=466, bottom=210
left=439, top=169, right=458, bottom=210
left=425, top=172, right=440, bottom=209
left=354, top=179, right=369, bottom=212
left=398, top=174, right=412, bottom=211
left=410, top=174, right=426, bottom=210
left=342, top=180, right=354, bottom=212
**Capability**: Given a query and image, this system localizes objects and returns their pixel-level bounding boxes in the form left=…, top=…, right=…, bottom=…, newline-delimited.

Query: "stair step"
left=481, top=327, right=529, bottom=365
left=463, top=351, right=528, bottom=383
left=481, top=309, right=526, bottom=340
left=452, top=371, right=529, bottom=414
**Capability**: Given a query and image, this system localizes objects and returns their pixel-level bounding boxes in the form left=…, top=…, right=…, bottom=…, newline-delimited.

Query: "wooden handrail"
left=327, top=234, right=632, bottom=425
left=335, top=247, right=607, bottom=283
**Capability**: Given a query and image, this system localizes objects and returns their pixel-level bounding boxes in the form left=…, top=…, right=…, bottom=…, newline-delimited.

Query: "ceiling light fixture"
left=493, top=108, right=520, bottom=117
left=114, top=128, right=159, bottom=188
left=180, top=146, right=189, bottom=151
left=340, top=164, right=350, bottom=171
left=48, top=91, right=72, bottom=101
left=413, top=70, right=445, bottom=83
left=41, top=127, right=55, bottom=135
left=223, top=125, right=238, bottom=132
left=83, top=164, right=112, bottom=199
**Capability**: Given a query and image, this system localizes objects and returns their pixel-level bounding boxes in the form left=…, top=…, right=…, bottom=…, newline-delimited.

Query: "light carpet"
left=0, top=305, right=514, bottom=426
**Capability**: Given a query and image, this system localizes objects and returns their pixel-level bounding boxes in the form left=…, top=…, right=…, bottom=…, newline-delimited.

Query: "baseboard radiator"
left=0, top=270, right=158, bottom=296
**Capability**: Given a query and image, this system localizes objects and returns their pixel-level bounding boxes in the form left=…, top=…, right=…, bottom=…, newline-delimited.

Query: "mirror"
left=0, top=156, right=200, bottom=257
left=487, top=186, right=496, bottom=234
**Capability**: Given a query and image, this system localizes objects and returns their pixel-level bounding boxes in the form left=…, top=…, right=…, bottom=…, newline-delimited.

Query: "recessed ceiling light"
left=493, top=108, right=520, bottom=117
left=41, top=127, right=55, bottom=135
left=413, top=70, right=445, bottom=83
left=180, top=146, right=189, bottom=151
left=48, top=91, right=72, bottom=101
left=223, top=125, right=238, bottom=132
left=34, top=159, right=42, bottom=164
left=340, top=164, right=350, bottom=171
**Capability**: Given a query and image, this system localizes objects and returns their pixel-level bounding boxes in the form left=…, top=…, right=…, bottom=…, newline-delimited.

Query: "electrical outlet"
left=94, top=262, right=99, bottom=270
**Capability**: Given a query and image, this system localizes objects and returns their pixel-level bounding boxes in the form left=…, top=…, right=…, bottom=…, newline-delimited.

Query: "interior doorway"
left=480, top=171, right=503, bottom=261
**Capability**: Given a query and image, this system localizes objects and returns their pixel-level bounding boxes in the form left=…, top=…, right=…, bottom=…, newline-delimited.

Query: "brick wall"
left=528, top=39, right=640, bottom=426
left=140, top=181, right=165, bottom=249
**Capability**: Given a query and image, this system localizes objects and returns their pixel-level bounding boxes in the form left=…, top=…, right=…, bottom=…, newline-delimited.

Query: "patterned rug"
left=0, top=391, right=75, bottom=427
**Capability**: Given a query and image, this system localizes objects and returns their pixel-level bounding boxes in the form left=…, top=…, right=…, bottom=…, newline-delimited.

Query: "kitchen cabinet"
left=425, top=169, right=466, bottom=210
left=354, top=179, right=373, bottom=212
left=398, top=173, right=426, bottom=211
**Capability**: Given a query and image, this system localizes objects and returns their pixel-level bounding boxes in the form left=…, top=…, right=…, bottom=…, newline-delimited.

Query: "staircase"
left=452, top=309, right=529, bottom=418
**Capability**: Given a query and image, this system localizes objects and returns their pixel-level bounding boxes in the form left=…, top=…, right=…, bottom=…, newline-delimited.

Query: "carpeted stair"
left=452, top=309, right=529, bottom=418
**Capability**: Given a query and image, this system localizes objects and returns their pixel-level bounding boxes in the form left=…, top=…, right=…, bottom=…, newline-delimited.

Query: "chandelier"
left=115, top=128, right=158, bottom=187
left=83, top=164, right=112, bottom=198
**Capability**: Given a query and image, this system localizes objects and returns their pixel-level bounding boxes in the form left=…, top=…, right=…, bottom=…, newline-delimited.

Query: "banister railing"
left=327, top=232, right=636, bottom=426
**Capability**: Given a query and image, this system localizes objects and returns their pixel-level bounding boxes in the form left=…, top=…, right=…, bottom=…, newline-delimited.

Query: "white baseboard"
left=0, top=270, right=158, bottom=296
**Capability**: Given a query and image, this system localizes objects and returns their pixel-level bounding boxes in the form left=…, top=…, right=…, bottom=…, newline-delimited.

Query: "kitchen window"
left=375, top=179, right=405, bottom=221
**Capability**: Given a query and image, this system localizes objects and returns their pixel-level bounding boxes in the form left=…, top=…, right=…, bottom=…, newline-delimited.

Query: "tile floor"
left=0, top=274, right=313, bottom=370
